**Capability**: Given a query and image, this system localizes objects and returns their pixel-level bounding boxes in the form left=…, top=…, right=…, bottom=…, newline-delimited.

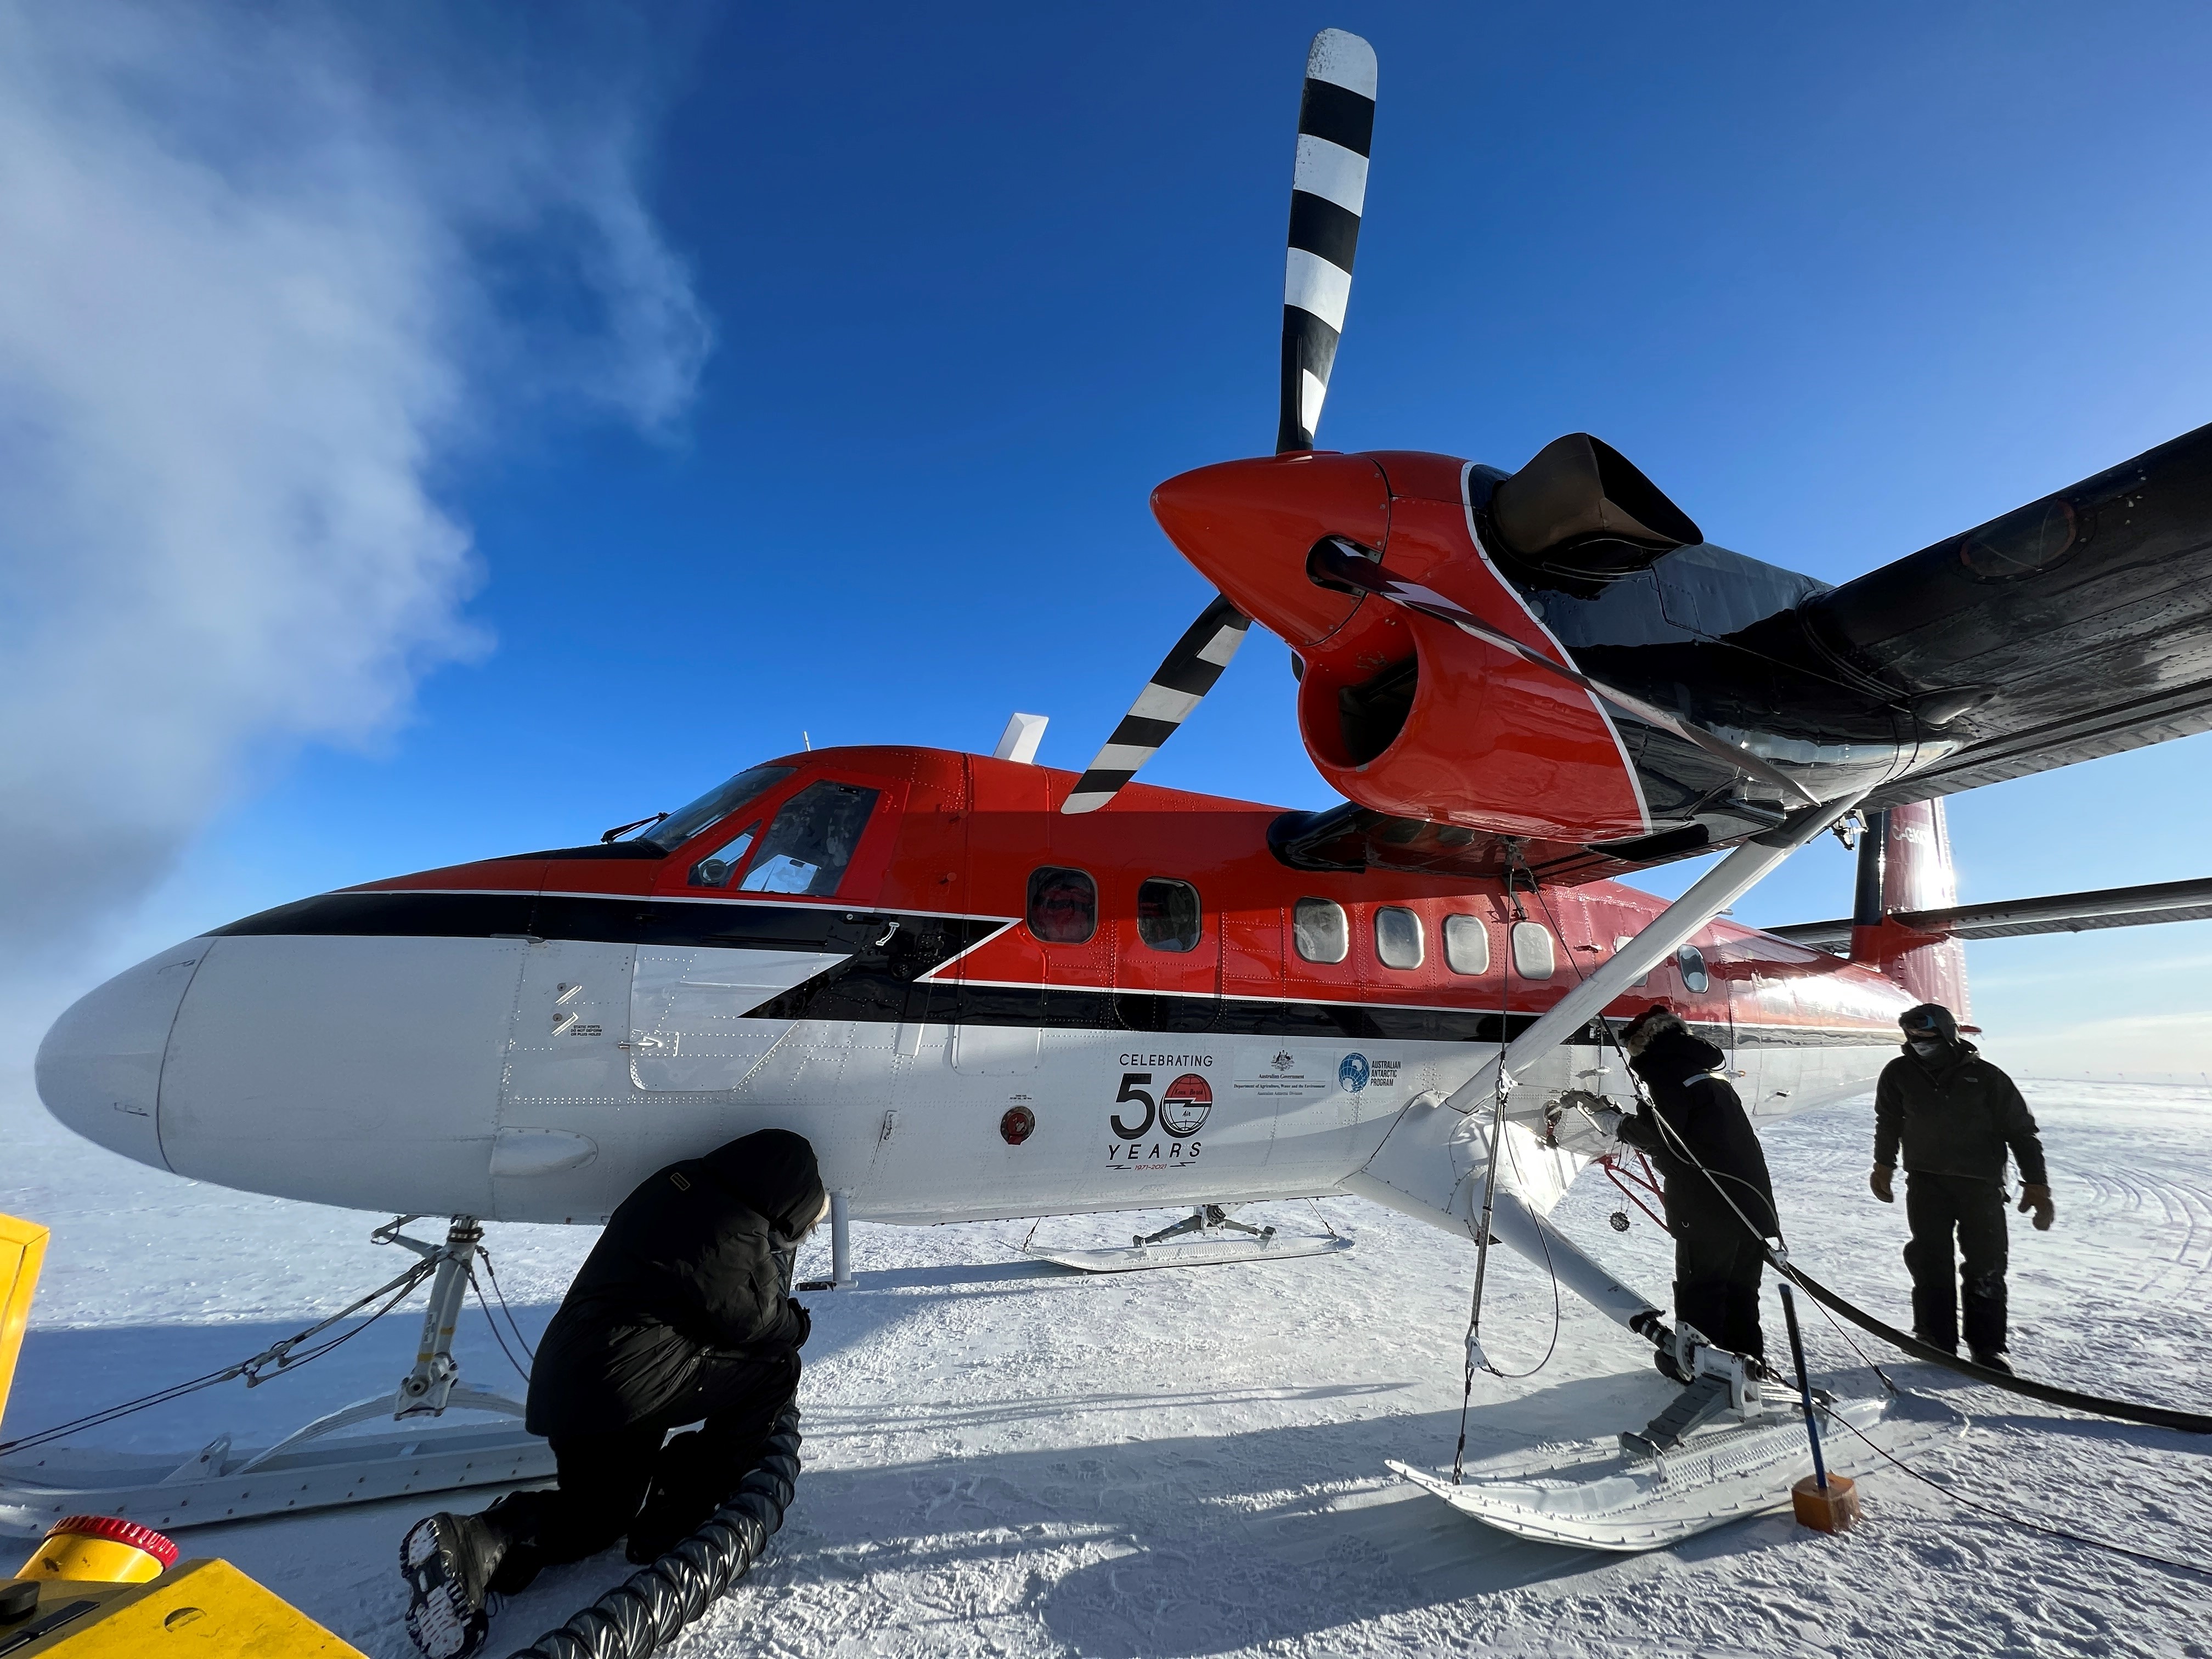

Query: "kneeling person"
left=402, top=1128, right=826, bottom=1659
left=1616, top=1006, right=1778, bottom=1365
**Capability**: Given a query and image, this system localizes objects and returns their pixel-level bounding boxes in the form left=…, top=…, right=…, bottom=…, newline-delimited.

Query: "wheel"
left=1608, top=1210, right=1632, bottom=1233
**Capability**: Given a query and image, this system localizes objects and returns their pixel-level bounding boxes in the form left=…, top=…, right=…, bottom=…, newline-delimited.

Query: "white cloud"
left=0, top=1, right=709, bottom=962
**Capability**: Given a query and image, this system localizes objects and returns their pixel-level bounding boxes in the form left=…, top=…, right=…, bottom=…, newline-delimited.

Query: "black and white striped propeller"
left=1063, top=29, right=1376, bottom=815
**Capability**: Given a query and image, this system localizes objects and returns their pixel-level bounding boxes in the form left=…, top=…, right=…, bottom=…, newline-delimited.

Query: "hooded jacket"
left=526, top=1129, right=825, bottom=1440
left=1617, top=1024, right=1777, bottom=1238
left=1874, top=1040, right=2046, bottom=1186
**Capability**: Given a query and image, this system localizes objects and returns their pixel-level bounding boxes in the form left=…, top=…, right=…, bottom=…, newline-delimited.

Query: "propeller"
left=1063, top=29, right=1376, bottom=815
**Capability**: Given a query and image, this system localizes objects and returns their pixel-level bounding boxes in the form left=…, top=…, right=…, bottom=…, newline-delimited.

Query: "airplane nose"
left=35, top=939, right=206, bottom=1171
left=1149, top=452, right=1390, bottom=647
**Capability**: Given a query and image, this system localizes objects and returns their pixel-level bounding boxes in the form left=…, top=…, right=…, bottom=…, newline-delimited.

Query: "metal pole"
left=830, top=1190, right=854, bottom=1289
left=1779, top=1280, right=1828, bottom=1492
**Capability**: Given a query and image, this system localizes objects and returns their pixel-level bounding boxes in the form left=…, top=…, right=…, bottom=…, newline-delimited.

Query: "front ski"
left=1387, top=1392, right=1900, bottom=1551
left=0, top=1415, right=551, bottom=1534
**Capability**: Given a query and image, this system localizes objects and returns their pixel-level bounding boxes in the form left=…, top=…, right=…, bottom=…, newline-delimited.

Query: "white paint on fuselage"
left=46, top=930, right=1900, bottom=1231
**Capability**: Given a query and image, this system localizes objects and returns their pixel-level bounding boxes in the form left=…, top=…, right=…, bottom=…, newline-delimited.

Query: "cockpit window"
left=735, top=781, right=882, bottom=896
left=688, top=822, right=759, bottom=889
left=645, top=765, right=795, bottom=851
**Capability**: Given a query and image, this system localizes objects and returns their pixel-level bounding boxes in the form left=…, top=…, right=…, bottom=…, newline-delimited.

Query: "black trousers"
left=1904, top=1172, right=2009, bottom=1355
left=1672, top=1211, right=1765, bottom=1360
left=490, top=1350, right=798, bottom=1569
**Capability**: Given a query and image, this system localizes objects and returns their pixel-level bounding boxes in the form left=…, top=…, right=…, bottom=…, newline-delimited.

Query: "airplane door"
left=951, top=758, right=1048, bottom=1075
left=493, top=938, right=636, bottom=1219
left=1112, top=872, right=1221, bottom=1036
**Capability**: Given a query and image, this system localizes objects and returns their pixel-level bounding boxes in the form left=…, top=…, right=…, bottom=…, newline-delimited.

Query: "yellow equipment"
left=0, top=1215, right=368, bottom=1655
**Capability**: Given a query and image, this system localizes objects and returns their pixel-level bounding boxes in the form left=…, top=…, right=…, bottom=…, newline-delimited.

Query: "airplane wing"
left=1804, top=422, right=2212, bottom=810
left=1769, top=875, right=2212, bottom=952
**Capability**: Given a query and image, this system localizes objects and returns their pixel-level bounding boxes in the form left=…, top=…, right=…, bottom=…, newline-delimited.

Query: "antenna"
left=994, top=712, right=1048, bottom=764
left=802, top=731, right=811, bottom=752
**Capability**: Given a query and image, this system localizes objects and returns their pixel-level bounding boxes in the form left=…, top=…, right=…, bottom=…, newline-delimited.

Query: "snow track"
left=4, top=1082, right=2211, bottom=1656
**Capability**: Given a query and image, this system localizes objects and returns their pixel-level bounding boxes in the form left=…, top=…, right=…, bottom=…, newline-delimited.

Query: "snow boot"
left=1912, top=1330, right=1958, bottom=1357
left=401, top=1510, right=511, bottom=1659
left=1970, top=1350, right=2014, bottom=1375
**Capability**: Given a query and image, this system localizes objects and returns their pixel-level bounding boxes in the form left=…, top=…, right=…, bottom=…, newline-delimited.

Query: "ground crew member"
left=1871, top=1002, right=2053, bottom=1373
left=400, top=1128, right=826, bottom=1659
left=1616, top=1005, right=1778, bottom=1365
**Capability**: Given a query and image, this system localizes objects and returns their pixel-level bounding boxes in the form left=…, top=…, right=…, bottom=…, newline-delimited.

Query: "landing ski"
left=1389, top=1392, right=1925, bottom=1551
left=1024, top=1232, right=1353, bottom=1273
left=0, top=1411, right=550, bottom=1534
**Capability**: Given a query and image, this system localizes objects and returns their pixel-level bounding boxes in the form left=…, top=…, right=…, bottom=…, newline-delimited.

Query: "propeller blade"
left=1278, top=29, right=1376, bottom=454
left=1060, top=597, right=1252, bottom=814
left=1308, top=538, right=1822, bottom=808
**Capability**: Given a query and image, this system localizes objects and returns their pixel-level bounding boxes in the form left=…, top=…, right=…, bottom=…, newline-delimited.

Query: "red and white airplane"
left=23, top=26, right=2212, bottom=1538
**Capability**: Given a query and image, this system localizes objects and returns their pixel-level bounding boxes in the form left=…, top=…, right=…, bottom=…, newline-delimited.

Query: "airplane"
left=20, top=27, right=2212, bottom=1547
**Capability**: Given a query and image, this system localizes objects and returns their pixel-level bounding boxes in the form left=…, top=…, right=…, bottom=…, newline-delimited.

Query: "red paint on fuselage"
left=359, top=746, right=1911, bottom=1039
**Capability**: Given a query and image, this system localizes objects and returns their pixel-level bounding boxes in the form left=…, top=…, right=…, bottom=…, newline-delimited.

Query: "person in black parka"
left=1615, top=1005, right=1778, bottom=1364
left=1871, top=1002, right=2053, bottom=1372
left=400, top=1129, right=825, bottom=1659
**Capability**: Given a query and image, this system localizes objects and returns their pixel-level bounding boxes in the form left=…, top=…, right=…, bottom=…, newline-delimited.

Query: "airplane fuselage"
left=38, top=746, right=1914, bottom=1227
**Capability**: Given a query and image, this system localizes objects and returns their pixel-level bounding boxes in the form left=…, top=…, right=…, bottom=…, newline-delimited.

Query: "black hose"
left=1775, top=1260, right=2212, bottom=1436
left=505, top=1405, right=803, bottom=1659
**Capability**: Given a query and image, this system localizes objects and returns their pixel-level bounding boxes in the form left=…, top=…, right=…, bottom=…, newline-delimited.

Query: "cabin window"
left=1294, top=897, right=1348, bottom=964
left=1136, top=877, right=1201, bottom=953
left=1444, top=914, right=1490, bottom=975
left=688, top=822, right=759, bottom=889
left=1677, top=944, right=1710, bottom=994
left=1374, top=906, right=1424, bottom=970
left=1613, top=935, right=1650, bottom=988
left=1028, top=866, right=1098, bottom=944
left=736, top=781, right=880, bottom=896
left=1510, top=921, right=1555, bottom=980
left=647, top=764, right=795, bottom=850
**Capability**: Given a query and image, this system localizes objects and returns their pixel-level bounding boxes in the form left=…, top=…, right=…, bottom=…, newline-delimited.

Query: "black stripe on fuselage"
left=205, top=889, right=1896, bottom=1048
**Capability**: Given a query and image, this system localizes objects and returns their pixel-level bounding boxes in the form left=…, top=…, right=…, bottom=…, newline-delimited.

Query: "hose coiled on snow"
left=505, top=1404, right=802, bottom=1659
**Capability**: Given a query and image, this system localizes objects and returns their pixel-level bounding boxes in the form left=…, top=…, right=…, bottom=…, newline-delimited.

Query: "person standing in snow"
left=400, top=1128, right=826, bottom=1659
left=1870, top=1002, right=2053, bottom=1373
left=1615, top=1005, right=1778, bottom=1366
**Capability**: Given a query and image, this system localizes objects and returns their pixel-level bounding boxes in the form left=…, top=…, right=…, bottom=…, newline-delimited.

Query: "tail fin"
left=1849, top=800, right=1970, bottom=1016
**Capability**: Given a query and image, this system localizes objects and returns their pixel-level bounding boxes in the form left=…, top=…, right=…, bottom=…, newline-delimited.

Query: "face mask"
left=1907, top=1036, right=1944, bottom=1057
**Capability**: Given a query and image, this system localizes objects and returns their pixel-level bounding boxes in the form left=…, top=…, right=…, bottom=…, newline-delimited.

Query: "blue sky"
left=7, top=0, right=2212, bottom=1085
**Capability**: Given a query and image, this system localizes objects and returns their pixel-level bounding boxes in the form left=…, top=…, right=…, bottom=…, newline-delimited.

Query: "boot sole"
left=400, top=1514, right=490, bottom=1659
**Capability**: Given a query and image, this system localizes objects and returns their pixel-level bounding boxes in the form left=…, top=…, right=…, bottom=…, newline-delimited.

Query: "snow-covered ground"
left=5, top=1081, right=2210, bottom=1656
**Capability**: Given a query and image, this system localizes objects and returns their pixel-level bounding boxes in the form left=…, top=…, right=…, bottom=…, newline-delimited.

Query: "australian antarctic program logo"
left=1339, top=1053, right=1371, bottom=1093
left=1106, top=1063, right=1211, bottom=1167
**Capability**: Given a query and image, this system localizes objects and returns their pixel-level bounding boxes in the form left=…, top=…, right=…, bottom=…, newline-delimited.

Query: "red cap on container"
left=48, top=1515, right=180, bottom=1568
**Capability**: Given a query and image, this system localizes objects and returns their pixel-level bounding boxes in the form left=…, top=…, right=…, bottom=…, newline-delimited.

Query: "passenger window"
left=1294, top=898, right=1348, bottom=964
left=1614, top=935, right=1650, bottom=988
left=1137, top=878, right=1201, bottom=953
left=687, top=822, right=758, bottom=889
left=1677, top=944, right=1710, bottom=994
left=1510, top=922, right=1555, bottom=980
left=735, top=781, right=881, bottom=896
left=1028, top=867, right=1098, bottom=944
left=1444, top=914, right=1489, bottom=975
left=1374, top=906, right=1423, bottom=970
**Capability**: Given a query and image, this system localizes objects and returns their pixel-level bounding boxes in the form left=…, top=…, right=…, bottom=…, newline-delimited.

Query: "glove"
left=1869, top=1165, right=1894, bottom=1204
left=2018, top=1183, right=2055, bottom=1231
left=783, top=1296, right=813, bottom=1350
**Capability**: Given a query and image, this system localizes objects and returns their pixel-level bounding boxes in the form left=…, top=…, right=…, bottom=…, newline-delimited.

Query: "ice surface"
left=4, top=1082, right=2210, bottom=1656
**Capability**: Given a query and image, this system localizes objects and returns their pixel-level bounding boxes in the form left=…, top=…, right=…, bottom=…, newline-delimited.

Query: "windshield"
left=643, top=764, right=795, bottom=851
